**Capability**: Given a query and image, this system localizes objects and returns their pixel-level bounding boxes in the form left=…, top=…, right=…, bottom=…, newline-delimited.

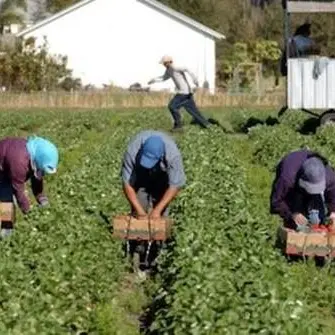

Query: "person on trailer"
left=280, top=22, right=317, bottom=76
left=0, top=135, right=59, bottom=237
left=121, top=129, right=186, bottom=219
left=148, top=55, right=210, bottom=132
left=290, top=22, right=316, bottom=57
left=270, top=150, right=335, bottom=230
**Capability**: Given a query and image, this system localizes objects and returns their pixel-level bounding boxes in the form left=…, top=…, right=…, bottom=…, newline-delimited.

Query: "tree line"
left=160, top=0, right=335, bottom=89
left=0, top=0, right=334, bottom=92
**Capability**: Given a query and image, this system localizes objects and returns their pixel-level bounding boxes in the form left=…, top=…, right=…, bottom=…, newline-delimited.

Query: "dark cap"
left=298, top=157, right=326, bottom=194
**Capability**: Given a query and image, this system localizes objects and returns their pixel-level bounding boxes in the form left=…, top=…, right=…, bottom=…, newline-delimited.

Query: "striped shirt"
left=121, top=130, right=186, bottom=188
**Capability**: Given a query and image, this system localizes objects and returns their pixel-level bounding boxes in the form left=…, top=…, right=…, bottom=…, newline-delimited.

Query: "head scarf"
left=26, top=135, right=59, bottom=176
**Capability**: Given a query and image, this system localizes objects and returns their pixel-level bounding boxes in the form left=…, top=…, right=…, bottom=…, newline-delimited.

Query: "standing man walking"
left=148, top=55, right=210, bottom=132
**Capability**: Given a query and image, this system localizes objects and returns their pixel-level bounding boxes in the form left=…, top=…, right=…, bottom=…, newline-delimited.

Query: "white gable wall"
left=22, top=0, right=217, bottom=93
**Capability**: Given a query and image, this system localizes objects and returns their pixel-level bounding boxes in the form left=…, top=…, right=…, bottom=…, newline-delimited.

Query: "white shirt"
left=151, top=65, right=199, bottom=94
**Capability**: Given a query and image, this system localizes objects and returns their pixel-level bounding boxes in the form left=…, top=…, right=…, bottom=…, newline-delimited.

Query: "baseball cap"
left=140, top=136, right=165, bottom=169
left=159, top=55, right=173, bottom=64
left=298, top=157, right=326, bottom=194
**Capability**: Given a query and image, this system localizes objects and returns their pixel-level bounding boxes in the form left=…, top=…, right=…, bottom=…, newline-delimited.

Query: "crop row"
left=3, top=108, right=335, bottom=334
left=0, top=110, right=160, bottom=334
left=149, top=114, right=335, bottom=334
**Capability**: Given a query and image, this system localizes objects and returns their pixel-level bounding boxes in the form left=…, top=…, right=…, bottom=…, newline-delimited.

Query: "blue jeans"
left=168, top=94, right=209, bottom=128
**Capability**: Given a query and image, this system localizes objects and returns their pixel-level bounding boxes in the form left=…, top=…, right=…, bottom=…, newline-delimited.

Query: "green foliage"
left=249, top=124, right=312, bottom=170
left=0, top=37, right=81, bottom=91
left=219, top=39, right=281, bottom=89
left=158, top=0, right=335, bottom=87
left=252, top=39, right=282, bottom=63
left=46, top=0, right=80, bottom=13
left=0, top=0, right=27, bottom=27
left=0, top=109, right=162, bottom=334
left=4, top=108, right=335, bottom=334
left=145, top=109, right=335, bottom=334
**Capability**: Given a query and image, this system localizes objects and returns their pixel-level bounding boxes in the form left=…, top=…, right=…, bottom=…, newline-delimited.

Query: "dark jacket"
left=0, top=137, right=46, bottom=214
left=270, top=150, right=335, bottom=222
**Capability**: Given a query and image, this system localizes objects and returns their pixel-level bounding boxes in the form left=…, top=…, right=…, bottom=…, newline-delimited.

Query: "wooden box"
left=278, top=226, right=331, bottom=257
left=327, top=232, right=335, bottom=257
left=112, top=215, right=173, bottom=241
left=0, top=202, right=15, bottom=223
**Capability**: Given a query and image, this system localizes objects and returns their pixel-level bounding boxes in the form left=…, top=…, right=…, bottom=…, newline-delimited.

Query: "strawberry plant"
left=1, top=108, right=335, bottom=334
left=147, top=112, right=335, bottom=335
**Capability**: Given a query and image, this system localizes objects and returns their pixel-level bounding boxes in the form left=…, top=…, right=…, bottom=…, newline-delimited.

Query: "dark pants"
left=168, top=93, right=209, bottom=128
left=128, top=184, right=169, bottom=270
left=131, top=186, right=169, bottom=217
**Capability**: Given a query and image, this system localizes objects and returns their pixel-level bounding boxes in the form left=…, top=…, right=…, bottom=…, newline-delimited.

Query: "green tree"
left=158, top=0, right=335, bottom=87
left=46, top=0, right=80, bottom=13
left=0, top=0, right=27, bottom=32
left=0, top=36, right=81, bottom=91
left=218, top=39, right=281, bottom=90
left=31, top=0, right=50, bottom=23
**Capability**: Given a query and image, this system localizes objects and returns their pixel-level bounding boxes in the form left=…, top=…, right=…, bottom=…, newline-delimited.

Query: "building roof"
left=17, top=0, right=225, bottom=39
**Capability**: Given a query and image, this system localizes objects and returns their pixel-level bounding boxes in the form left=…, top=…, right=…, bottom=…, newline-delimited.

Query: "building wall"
left=22, top=0, right=217, bottom=93
left=288, top=58, right=335, bottom=109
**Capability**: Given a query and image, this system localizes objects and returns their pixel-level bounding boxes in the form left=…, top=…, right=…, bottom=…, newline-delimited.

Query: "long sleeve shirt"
left=289, top=35, right=315, bottom=57
left=150, top=65, right=199, bottom=94
left=0, top=137, right=46, bottom=214
left=270, top=150, right=335, bottom=222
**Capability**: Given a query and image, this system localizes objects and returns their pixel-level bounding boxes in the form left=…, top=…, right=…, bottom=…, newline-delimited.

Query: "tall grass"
left=0, top=90, right=285, bottom=108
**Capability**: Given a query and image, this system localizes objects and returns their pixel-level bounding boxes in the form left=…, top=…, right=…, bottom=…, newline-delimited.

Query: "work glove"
left=296, top=223, right=310, bottom=233
left=292, top=213, right=308, bottom=226
left=308, top=210, right=320, bottom=225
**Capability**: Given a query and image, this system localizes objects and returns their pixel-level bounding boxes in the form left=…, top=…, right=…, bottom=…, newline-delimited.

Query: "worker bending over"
left=0, top=136, right=59, bottom=237
left=148, top=55, right=210, bottom=132
left=270, top=150, right=335, bottom=230
left=121, top=130, right=186, bottom=219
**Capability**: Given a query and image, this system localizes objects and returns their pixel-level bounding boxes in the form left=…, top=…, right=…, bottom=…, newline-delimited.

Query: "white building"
left=17, top=0, right=225, bottom=94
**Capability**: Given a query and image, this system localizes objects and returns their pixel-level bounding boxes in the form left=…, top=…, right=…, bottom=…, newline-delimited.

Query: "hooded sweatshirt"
left=270, top=150, right=335, bottom=222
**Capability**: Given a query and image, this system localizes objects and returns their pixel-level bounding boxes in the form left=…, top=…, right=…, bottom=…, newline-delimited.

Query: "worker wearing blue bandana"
left=121, top=130, right=186, bottom=219
left=0, top=135, right=59, bottom=237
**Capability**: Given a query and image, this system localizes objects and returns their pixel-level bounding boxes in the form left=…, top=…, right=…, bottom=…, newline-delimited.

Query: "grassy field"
left=1, top=107, right=335, bottom=334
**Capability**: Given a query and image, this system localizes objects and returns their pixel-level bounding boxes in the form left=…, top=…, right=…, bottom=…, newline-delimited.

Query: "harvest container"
left=0, top=202, right=15, bottom=225
left=278, top=225, right=333, bottom=257
left=112, top=215, right=173, bottom=241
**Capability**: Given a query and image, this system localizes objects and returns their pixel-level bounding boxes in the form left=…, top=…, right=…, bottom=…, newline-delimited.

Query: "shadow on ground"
left=138, top=234, right=177, bottom=334
left=239, top=117, right=280, bottom=133
left=239, top=116, right=321, bottom=135
left=298, top=117, right=320, bottom=135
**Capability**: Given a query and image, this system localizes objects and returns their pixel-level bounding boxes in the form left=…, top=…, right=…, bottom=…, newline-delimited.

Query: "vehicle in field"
left=279, top=0, right=335, bottom=125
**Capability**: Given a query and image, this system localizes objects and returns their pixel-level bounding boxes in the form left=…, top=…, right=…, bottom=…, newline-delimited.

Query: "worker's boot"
left=170, top=123, right=183, bottom=133
left=0, top=228, right=13, bottom=239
